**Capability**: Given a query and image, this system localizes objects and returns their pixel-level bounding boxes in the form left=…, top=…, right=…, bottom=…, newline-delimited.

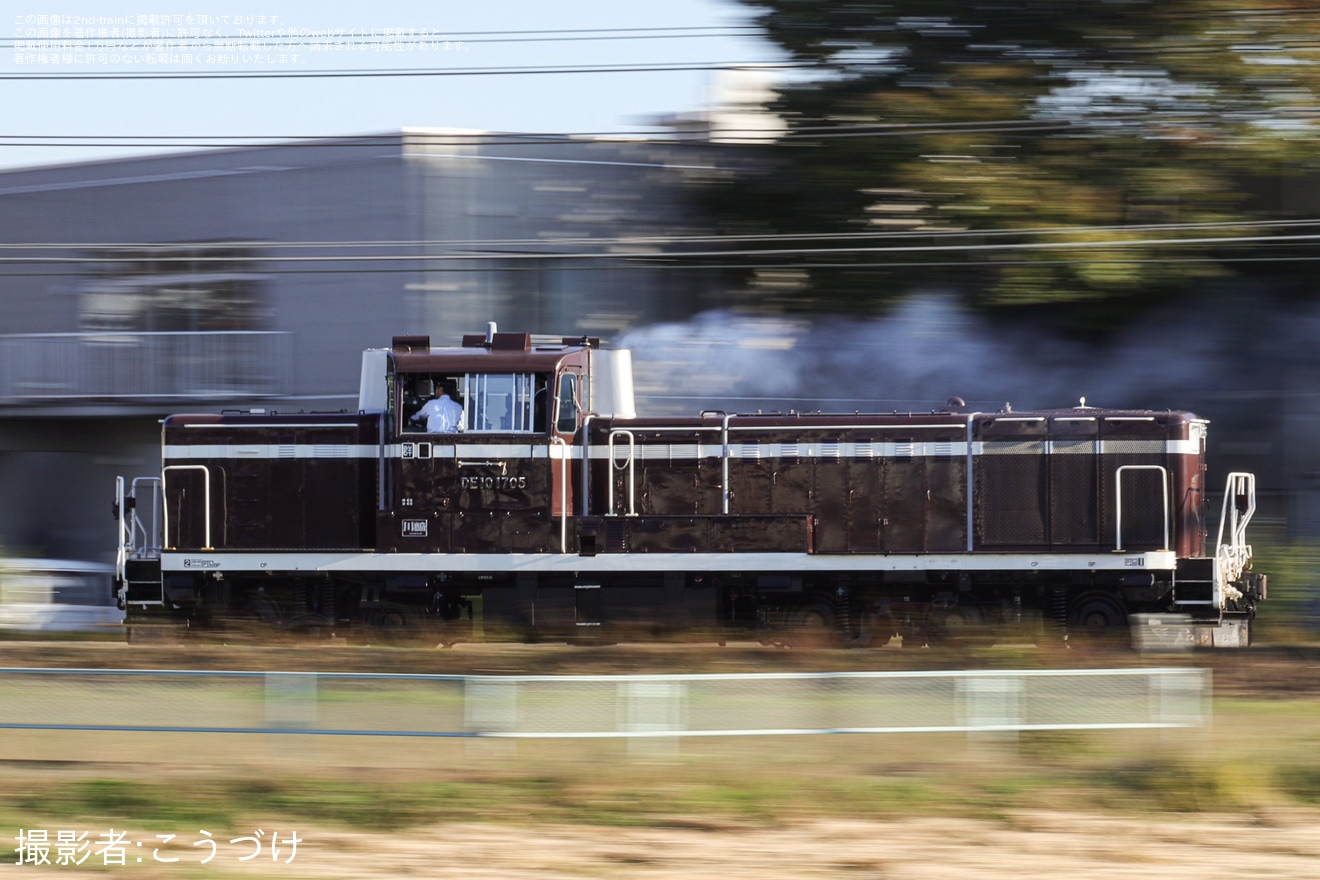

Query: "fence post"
left=959, top=675, right=1023, bottom=750
left=265, top=672, right=319, bottom=759
left=1150, top=668, right=1210, bottom=731
left=620, top=679, right=686, bottom=760
left=265, top=673, right=318, bottom=730
left=465, top=678, right=519, bottom=756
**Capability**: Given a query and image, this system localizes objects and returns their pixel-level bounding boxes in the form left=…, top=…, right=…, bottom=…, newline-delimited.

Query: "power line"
left=0, top=228, right=1315, bottom=266
left=0, top=60, right=807, bottom=81
left=0, top=106, right=1305, bottom=150
left=5, top=253, right=1320, bottom=282
left=0, top=26, right=764, bottom=51
left=0, top=133, right=744, bottom=148
left=2, top=25, right=761, bottom=42
left=3, top=217, right=1319, bottom=253
left=7, top=216, right=1320, bottom=248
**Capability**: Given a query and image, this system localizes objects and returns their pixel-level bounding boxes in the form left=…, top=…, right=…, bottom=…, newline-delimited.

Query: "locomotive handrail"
left=1115, top=465, right=1169, bottom=551
left=1215, top=472, right=1256, bottom=587
left=458, top=459, right=507, bottom=471
left=720, top=412, right=732, bottom=515
left=377, top=407, right=388, bottom=511
left=161, top=465, right=213, bottom=551
left=699, top=413, right=732, bottom=513
left=580, top=414, right=596, bottom=517
left=965, top=416, right=979, bottom=552
left=129, top=477, right=162, bottom=560
left=115, top=476, right=164, bottom=609
left=114, top=476, right=128, bottom=587
left=607, top=430, right=636, bottom=516
left=551, top=436, right=570, bottom=552
left=115, top=476, right=162, bottom=579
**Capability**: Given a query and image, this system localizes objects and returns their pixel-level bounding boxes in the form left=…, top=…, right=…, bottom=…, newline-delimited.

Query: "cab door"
left=449, top=372, right=550, bottom=553
left=384, top=371, right=555, bottom=554
left=550, top=368, right=583, bottom=529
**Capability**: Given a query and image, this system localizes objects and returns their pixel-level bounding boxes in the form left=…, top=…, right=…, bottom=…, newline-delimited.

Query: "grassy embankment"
left=0, top=536, right=1316, bottom=835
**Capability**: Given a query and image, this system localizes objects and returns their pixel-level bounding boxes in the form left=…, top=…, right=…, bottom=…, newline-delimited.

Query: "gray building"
left=0, top=130, right=729, bottom=561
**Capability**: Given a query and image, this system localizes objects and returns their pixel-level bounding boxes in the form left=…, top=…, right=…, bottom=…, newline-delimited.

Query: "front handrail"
left=114, top=477, right=128, bottom=586
left=115, top=475, right=164, bottom=608
left=129, top=476, right=162, bottom=559
left=115, top=476, right=162, bottom=578
left=1215, top=472, right=1256, bottom=589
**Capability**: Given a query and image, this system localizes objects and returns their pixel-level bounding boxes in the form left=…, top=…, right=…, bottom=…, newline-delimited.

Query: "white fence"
left=0, top=667, right=1208, bottom=748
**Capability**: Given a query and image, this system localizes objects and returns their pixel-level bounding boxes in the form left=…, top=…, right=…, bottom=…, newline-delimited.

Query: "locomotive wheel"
left=1069, top=596, right=1130, bottom=646
left=371, top=607, right=442, bottom=647
left=125, top=622, right=189, bottom=644
left=250, top=595, right=284, bottom=627
left=786, top=603, right=838, bottom=648
left=377, top=609, right=415, bottom=644
left=286, top=613, right=334, bottom=639
left=932, top=605, right=989, bottom=647
left=843, top=610, right=892, bottom=648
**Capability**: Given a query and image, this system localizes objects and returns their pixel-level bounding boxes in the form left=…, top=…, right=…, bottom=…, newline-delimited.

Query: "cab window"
left=400, top=372, right=549, bottom=434
left=462, top=373, right=539, bottom=434
left=555, top=374, right=579, bottom=434
left=400, top=373, right=463, bottom=434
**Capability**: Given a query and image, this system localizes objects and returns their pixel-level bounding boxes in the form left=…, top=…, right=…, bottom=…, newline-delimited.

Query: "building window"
left=79, top=245, right=268, bottom=333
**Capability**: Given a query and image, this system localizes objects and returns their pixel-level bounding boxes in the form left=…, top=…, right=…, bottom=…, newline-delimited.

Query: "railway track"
left=1, top=638, right=1316, bottom=697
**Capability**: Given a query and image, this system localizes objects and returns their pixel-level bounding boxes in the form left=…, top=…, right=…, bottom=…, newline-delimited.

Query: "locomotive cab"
left=374, top=330, right=630, bottom=555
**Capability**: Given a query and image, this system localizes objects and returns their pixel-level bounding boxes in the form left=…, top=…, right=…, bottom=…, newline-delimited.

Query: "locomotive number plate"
left=402, top=519, right=429, bottom=538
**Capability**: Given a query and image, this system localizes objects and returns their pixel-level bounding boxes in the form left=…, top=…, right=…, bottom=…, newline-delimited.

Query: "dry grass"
left=3, top=639, right=1319, bottom=877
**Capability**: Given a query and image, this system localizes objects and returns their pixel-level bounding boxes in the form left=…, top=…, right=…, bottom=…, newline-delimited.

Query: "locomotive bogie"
left=140, top=546, right=1204, bottom=646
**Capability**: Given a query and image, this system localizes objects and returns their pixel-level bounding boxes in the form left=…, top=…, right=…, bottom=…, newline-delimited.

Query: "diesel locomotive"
left=113, top=326, right=1266, bottom=646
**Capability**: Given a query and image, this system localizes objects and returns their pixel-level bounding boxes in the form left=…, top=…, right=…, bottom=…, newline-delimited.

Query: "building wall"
left=405, top=132, right=723, bottom=342
left=0, top=417, right=160, bottom=563
left=0, top=141, right=417, bottom=403
left=0, top=133, right=729, bottom=561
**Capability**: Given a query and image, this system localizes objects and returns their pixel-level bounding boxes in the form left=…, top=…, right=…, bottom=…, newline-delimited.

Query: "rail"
left=0, top=330, right=292, bottom=403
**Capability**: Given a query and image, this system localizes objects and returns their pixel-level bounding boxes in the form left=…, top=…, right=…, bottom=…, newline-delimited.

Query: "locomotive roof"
left=389, top=331, right=594, bottom=374
left=974, top=406, right=1201, bottom=421
left=614, top=407, right=1200, bottom=428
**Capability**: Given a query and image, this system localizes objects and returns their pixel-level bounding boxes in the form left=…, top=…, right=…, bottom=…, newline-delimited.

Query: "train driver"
left=411, top=380, right=464, bottom=433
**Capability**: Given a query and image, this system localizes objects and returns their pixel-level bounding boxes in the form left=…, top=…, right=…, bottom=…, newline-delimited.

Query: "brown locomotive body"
left=114, top=328, right=1265, bottom=646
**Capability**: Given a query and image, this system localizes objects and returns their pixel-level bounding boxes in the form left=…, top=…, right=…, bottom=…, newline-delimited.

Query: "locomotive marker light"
left=112, top=329, right=1266, bottom=647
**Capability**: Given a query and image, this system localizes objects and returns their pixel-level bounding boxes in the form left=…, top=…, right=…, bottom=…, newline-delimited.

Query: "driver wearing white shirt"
left=411, top=382, right=463, bottom=433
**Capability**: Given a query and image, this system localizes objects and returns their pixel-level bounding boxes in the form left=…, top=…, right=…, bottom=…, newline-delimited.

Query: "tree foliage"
left=710, top=0, right=1320, bottom=331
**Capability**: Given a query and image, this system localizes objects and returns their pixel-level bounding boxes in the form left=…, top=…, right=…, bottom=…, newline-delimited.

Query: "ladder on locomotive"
left=113, top=475, right=164, bottom=611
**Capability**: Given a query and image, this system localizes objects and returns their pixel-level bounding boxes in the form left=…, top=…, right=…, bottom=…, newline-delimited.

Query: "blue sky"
left=4, top=0, right=783, bottom=170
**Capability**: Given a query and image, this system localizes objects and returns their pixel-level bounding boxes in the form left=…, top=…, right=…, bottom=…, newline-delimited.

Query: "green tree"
left=710, top=0, right=1320, bottom=331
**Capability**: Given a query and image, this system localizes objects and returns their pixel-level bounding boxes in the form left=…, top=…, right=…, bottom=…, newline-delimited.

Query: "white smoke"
left=620, top=292, right=1298, bottom=418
